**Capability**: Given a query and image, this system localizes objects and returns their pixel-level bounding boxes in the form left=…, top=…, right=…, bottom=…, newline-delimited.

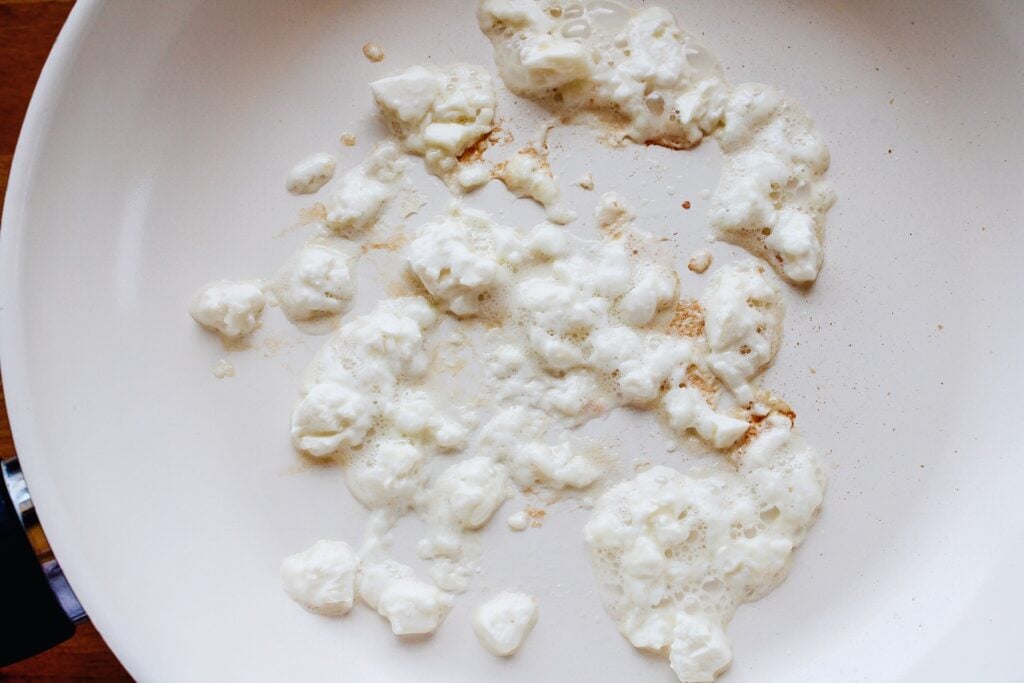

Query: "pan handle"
left=0, top=457, right=85, bottom=666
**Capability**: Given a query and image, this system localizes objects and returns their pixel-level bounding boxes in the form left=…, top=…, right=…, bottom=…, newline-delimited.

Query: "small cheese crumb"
left=189, top=280, right=265, bottom=339
left=495, top=147, right=575, bottom=223
left=280, top=540, right=357, bottom=616
left=286, top=153, right=337, bottom=195
left=371, top=64, right=495, bottom=189
left=211, top=359, right=234, bottom=379
left=473, top=592, right=538, bottom=656
left=575, top=172, right=595, bottom=190
left=362, top=42, right=384, bottom=63
left=688, top=250, right=713, bottom=274
left=359, top=560, right=453, bottom=635
left=506, top=510, right=530, bottom=532
left=340, top=133, right=357, bottom=146
left=273, top=245, right=355, bottom=322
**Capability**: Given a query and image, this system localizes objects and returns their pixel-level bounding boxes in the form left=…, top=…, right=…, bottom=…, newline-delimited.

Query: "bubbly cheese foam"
left=189, top=1, right=831, bottom=677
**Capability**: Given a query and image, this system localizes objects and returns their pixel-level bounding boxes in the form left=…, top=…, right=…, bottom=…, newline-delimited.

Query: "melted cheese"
left=584, top=415, right=825, bottom=682
left=479, top=0, right=834, bottom=283
left=372, top=64, right=496, bottom=190
left=189, top=280, right=265, bottom=339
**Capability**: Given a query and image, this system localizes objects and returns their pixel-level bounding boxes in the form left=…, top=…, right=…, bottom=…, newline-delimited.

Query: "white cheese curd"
left=485, top=342, right=610, bottom=421
left=303, top=296, right=437, bottom=393
left=700, top=261, right=783, bottom=405
left=344, top=439, right=426, bottom=512
left=372, top=64, right=496, bottom=189
left=357, top=558, right=415, bottom=611
left=514, top=241, right=632, bottom=370
left=429, top=456, right=512, bottom=530
left=322, top=142, right=409, bottom=233
left=273, top=244, right=355, bottom=322
left=688, top=250, right=713, bottom=274
left=280, top=540, right=357, bottom=616
left=594, top=191, right=634, bottom=236
left=377, top=576, right=454, bottom=636
left=494, top=147, right=575, bottom=224
left=473, top=592, right=538, bottom=656
left=509, top=439, right=606, bottom=490
left=663, top=387, right=748, bottom=449
left=290, top=382, right=376, bottom=458
left=479, top=0, right=834, bottom=283
left=588, top=326, right=694, bottom=405
left=386, top=390, right=469, bottom=451
left=406, top=206, right=504, bottom=316
left=618, top=265, right=679, bottom=327
left=286, top=152, right=337, bottom=195
left=479, top=1, right=727, bottom=149
left=710, top=84, right=833, bottom=283
left=584, top=415, right=825, bottom=683
left=291, top=297, right=438, bottom=457
left=189, top=280, right=265, bottom=339
left=358, top=559, right=453, bottom=636
left=476, top=408, right=610, bottom=491
left=506, top=510, right=530, bottom=531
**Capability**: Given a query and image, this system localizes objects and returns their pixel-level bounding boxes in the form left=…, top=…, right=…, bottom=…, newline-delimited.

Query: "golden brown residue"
left=681, top=200, right=691, bottom=210
left=340, top=133, right=357, bottom=147
left=492, top=144, right=552, bottom=182
left=275, top=203, right=328, bottom=238
left=526, top=507, right=547, bottom=528
left=219, top=334, right=251, bottom=353
left=284, top=450, right=343, bottom=475
left=362, top=233, right=409, bottom=253
left=457, top=134, right=491, bottom=164
left=687, top=251, right=712, bottom=274
left=261, top=336, right=295, bottom=357
left=644, top=134, right=702, bottom=151
left=667, top=298, right=705, bottom=338
left=491, top=125, right=514, bottom=147
left=302, top=203, right=328, bottom=223
left=386, top=277, right=420, bottom=299
left=685, top=365, right=720, bottom=402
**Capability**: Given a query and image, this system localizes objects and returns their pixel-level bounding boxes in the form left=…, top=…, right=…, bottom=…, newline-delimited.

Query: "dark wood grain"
left=0, top=1, right=132, bottom=680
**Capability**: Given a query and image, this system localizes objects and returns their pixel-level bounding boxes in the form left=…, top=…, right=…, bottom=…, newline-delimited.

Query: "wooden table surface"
left=1, top=1, right=132, bottom=680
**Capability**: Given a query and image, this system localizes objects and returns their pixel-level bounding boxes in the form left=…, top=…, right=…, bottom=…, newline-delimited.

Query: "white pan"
left=1, top=0, right=1022, bottom=681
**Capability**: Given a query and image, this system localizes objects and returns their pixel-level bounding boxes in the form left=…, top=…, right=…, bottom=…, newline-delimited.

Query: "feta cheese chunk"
left=290, top=382, right=375, bottom=457
left=618, top=265, right=678, bottom=327
left=663, top=387, right=748, bottom=449
left=700, top=261, right=784, bottom=404
left=322, top=142, right=408, bottom=233
left=357, top=559, right=415, bottom=611
left=358, top=559, right=453, bottom=636
left=377, top=577, right=453, bottom=636
left=345, top=439, right=425, bottom=512
left=473, top=592, right=538, bottom=656
left=495, top=147, right=575, bottom=224
left=479, top=2, right=727, bottom=149
left=286, top=153, right=337, bottom=195
left=710, top=84, right=833, bottom=283
left=430, top=456, right=511, bottom=530
left=372, top=64, right=496, bottom=189
left=189, top=280, right=265, bottom=339
left=280, top=540, right=357, bottom=616
left=406, top=208, right=503, bottom=316
left=273, top=244, right=355, bottom=322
